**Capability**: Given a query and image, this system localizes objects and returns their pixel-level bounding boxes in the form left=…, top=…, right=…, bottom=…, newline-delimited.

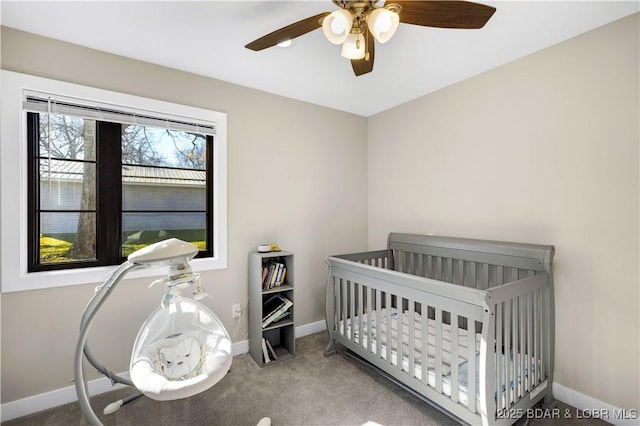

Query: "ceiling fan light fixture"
left=367, top=6, right=400, bottom=43
left=341, top=32, right=365, bottom=60
left=322, top=8, right=353, bottom=44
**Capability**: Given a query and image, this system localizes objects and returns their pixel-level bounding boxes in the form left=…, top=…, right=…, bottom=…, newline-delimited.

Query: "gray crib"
left=324, top=233, right=555, bottom=426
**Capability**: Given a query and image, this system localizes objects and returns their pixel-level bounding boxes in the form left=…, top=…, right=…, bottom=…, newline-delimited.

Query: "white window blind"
left=23, top=90, right=216, bottom=136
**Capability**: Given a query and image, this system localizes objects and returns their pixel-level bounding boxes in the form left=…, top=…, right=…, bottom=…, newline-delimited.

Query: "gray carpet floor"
left=3, top=332, right=605, bottom=426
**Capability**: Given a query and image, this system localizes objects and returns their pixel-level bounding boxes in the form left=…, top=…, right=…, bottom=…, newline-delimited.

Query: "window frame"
left=1, top=70, right=227, bottom=292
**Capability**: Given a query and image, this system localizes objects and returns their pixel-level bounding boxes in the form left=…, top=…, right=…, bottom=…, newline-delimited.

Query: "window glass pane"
left=122, top=124, right=206, bottom=169
left=122, top=166, right=206, bottom=211
left=40, top=159, right=96, bottom=210
left=39, top=114, right=96, bottom=161
left=40, top=212, right=96, bottom=263
left=122, top=212, right=206, bottom=256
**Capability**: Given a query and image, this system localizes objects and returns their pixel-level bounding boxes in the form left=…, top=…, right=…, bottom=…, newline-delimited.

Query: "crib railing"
left=325, top=253, right=491, bottom=425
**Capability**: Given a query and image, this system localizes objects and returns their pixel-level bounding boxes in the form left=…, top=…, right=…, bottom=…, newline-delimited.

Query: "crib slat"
left=513, top=298, right=518, bottom=405
left=435, top=307, right=443, bottom=393
left=481, top=263, right=489, bottom=290
left=531, top=291, right=537, bottom=386
left=467, top=318, right=476, bottom=413
left=512, top=297, right=518, bottom=402
left=376, top=289, right=382, bottom=359
left=496, top=302, right=503, bottom=412
left=468, top=261, right=477, bottom=288
left=350, top=281, right=356, bottom=345
left=440, top=258, right=446, bottom=282
left=526, top=292, right=533, bottom=392
left=336, top=278, right=341, bottom=334
left=451, top=313, right=459, bottom=403
left=331, top=276, right=340, bottom=332
left=340, top=278, right=347, bottom=336
left=358, top=284, right=364, bottom=348
left=420, top=304, right=428, bottom=385
left=519, top=295, right=525, bottom=399
left=446, top=258, right=453, bottom=283
left=398, top=298, right=404, bottom=371
left=504, top=299, right=511, bottom=409
left=409, top=253, right=415, bottom=275
left=367, top=286, right=373, bottom=352
left=515, top=296, right=521, bottom=398
left=408, top=301, right=415, bottom=378
left=386, top=292, right=392, bottom=365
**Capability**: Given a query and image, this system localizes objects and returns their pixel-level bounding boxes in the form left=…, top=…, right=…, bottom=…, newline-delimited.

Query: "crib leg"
left=324, top=335, right=336, bottom=357
left=543, top=392, right=557, bottom=410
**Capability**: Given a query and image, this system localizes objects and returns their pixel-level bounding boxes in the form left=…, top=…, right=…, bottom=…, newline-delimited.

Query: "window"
left=1, top=71, right=227, bottom=291
left=28, top=107, right=213, bottom=271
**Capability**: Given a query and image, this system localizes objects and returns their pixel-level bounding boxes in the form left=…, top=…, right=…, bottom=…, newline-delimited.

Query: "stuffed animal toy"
left=157, top=336, right=202, bottom=380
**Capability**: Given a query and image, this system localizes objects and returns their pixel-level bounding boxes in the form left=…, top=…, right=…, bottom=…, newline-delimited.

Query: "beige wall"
left=0, top=27, right=368, bottom=402
left=368, top=14, right=639, bottom=411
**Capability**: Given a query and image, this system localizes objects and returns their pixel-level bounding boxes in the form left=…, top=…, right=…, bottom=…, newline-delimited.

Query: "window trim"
left=1, top=70, right=227, bottom=293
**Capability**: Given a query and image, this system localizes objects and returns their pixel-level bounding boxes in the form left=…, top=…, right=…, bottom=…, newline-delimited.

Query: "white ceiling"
left=1, top=1, right=638, bottom=117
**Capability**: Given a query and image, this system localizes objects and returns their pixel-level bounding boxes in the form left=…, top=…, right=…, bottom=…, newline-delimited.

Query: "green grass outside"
left=39, top=236, right=73, bottom=263
left=40, top=235, right=206, bottom=263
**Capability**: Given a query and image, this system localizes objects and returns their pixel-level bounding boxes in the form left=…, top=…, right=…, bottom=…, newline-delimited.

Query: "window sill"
left=1, top=256, right=227, bottom=293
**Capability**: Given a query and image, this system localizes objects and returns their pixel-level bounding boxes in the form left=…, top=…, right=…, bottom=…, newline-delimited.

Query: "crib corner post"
left=543, top=246, right=556, bottom=412
left=543, top=393, right=557, bottom=410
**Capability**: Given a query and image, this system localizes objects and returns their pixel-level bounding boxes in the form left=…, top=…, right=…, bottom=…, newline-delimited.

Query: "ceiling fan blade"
left=351, top=30, right=375, bottom=76
left=393, top=0, right=496, bottom=29
left=245, top=12, right=330, bottom=51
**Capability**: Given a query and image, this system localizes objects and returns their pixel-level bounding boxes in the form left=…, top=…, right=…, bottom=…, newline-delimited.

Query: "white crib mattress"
left=339, top=308, right=537, bottom=408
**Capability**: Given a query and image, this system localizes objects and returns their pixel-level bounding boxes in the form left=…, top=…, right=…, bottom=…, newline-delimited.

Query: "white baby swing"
left=74, top=239, right=233, bottom=425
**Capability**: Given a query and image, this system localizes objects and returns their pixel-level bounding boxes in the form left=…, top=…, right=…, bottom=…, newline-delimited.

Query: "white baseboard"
left=0, top=321, right=327, bottom=422
left=553, top=382, right=638, bottom=426
left=0, top=372, right=131, bottom=422
left=295, top=319, right=327, bottom=338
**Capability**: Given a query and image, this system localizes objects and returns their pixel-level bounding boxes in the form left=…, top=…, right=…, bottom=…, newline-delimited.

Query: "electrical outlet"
left=232, top=303, right=241, bottom=318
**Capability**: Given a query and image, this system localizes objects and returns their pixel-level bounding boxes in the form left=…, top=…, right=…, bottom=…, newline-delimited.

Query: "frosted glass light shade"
left=367, top=7, right=400, bottom=43
left=322, top=9, right=353, bottom=44
left=341, top=33, right=365, bottom=60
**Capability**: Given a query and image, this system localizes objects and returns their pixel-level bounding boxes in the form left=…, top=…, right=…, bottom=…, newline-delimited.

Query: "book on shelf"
left=261, top=266, right=269, bottom=288
left=261, top=261, right=287, bottom=289
left=261, top=264, right=274, bottom=289
left=262, top=294, right=293, bottom=328
left=262, top=294, right=287, bottom=320
left=261, top=338, right=271, bottom=364
left=264, top=338, right=278, bottom=361
left=278, top=267, right=287, bottom=287
left=270, top=310, right=290, bottom=323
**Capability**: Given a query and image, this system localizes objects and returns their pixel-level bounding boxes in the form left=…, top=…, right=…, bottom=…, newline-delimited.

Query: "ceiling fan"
left=245, top=1, right=497, bottom=77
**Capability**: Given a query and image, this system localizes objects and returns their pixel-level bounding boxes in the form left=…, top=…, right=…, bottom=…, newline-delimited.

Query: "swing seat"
left=130, top=298, right=232, bottom=401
